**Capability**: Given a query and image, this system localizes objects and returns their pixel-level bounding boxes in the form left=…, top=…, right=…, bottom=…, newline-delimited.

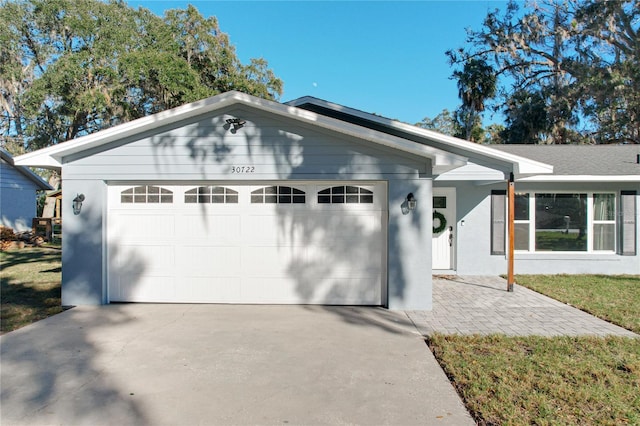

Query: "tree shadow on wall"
left=147, top=105, right=428, bottom=330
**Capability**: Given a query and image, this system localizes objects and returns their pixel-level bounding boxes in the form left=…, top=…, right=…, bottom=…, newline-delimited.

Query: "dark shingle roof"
left=489, top=145, right=640, bottom=176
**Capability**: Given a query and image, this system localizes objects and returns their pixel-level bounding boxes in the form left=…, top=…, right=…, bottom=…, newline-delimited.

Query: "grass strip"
left=1, top=247, right=63, bottom=334
left=429, top=334, right=640, bottom=425
left=516, top=275, right=640, bottom=334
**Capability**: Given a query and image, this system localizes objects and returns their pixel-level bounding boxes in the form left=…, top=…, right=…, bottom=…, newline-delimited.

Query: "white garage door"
left=107, top=183, right=386, bottom=305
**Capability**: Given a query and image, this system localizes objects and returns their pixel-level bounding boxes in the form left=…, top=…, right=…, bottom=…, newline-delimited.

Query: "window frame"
left=250, top=186, right=306, bottom=204
left=184, top=186, right=238, bottom=204
left=120, top=185, right=173, bottom=204
left=317, top=185, right=374, bottom=204
left=512, top=191, right=617, bottom=254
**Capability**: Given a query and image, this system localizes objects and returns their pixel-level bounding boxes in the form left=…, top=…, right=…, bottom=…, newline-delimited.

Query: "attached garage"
left=107, top=182, right=386, bottom=305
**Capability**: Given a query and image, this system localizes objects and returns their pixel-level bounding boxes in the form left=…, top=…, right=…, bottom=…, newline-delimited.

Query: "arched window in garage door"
left=251, top=186, right=306, bottom=204
left=185, top=186, right=238, bottom=204
left=120, top=186, right=173, bottom=204
left=317, top=186, right=373, bottom=204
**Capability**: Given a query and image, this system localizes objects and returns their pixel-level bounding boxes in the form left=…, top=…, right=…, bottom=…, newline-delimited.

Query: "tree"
left=447, top=0, right=639, bottom=144
left=572, top=0, right=640, bottom=144
left=0, top=0, right=283, bottom=153
left=415, top=109, right=458, bottom=136
left=452, top=58, right=496, bottom=141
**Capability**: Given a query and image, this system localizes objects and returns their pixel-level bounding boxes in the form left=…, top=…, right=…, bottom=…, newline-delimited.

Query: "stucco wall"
left=388, top=179, right=433, bottom=310
left=452, top=181, right=640, bottom=276
left=61, top=179, right=107, bottom=306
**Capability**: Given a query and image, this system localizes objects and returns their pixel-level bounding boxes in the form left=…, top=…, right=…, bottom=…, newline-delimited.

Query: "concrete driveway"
left=0, top=304, right=474, bottom=426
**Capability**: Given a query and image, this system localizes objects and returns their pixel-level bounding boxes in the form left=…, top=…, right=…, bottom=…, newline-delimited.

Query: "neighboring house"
left=15, top=92, right=640, bottom=309
left=0, top=148, right=52, bottom=232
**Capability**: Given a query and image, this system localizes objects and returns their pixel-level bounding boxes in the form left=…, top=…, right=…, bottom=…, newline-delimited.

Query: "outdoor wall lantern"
left=225, top=118, right=246, bottom=132
left=401, top=192, right=417, bottom=215
left=72, top=194, right=85, bottom=215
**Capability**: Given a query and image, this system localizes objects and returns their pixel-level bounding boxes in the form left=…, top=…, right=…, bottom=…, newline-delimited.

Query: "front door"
left=432, top=188, right=456, bottom=270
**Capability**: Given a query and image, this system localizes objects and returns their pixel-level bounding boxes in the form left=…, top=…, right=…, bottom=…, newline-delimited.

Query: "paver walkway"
left=406, top=276, right=638, bottom=337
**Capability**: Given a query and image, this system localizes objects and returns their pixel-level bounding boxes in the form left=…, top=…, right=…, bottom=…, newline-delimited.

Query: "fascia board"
left=287, top=97, right=554, bottom=177
left=517, top=175, right=640, bottom=183
left=14, top=92, right=246, bottom=168
left=15, top=91, right=468, bottom=172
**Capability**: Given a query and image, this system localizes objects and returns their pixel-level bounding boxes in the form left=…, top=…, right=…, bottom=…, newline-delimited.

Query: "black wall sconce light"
left=225, top=118, right=246, bottom=132
left=72, top=194, right=85, bottom=215
left=401, top=192, right=417, bottom=215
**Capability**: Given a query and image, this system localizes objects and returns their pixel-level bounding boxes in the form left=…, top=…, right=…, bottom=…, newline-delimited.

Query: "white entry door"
left=432, top=188, right=456, bottom=270
left=107, top=182, right=387, bottom=305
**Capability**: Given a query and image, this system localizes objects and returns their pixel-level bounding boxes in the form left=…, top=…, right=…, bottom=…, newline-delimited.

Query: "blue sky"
left=130, top=1, right=508, bottom=125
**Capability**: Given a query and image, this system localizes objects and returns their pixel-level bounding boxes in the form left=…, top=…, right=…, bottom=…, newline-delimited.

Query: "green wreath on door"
left=433, top=210, right=447, bottom=234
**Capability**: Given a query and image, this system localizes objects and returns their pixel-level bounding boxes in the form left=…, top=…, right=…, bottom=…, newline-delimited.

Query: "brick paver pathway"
left=406, top=276, right=638, bottom=337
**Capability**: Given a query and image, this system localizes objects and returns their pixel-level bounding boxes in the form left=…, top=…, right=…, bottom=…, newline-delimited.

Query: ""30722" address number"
left=231, top=166, right=255, bottom=173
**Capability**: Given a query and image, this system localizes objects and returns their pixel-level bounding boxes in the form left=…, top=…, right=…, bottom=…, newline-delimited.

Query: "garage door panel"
left=188, top=277, right=240, bottom=302
left=285, top=277, right=381, bottom=305
left=112, top=213, right=176, bottom=242
left=319, top=278, right=381, bottom=305
left=241, top=278, right=293, bottom=303
left=113, top=276, right=175, bottom=302
left=177, top=246, right=241, bottom=276
left=306, top=240, right=382, bottom=272
left=177, top=214, right=240, bottom=243
left=114, top=244, right=175, bottom=274
left=108, top=183, right=386, bottom=305
left=304, top=214, right=381, bottom=241
left=242, top=246, right=304, bottom=277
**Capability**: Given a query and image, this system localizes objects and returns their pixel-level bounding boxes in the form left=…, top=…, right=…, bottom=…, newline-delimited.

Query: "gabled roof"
left=0, top=148, right=52, bottom=190
left=286, top=96, right=554, bottom=178
left=491, top=145, right=640, bottom=182
left=14, top=91, right=468, bottom=174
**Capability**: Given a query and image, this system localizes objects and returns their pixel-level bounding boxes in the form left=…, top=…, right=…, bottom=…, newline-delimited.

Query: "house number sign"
left=231, top=166, right=255, bottom=173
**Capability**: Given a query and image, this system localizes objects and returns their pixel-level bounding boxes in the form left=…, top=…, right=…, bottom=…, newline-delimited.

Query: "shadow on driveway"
left=1, top=304, right=474, bottom=425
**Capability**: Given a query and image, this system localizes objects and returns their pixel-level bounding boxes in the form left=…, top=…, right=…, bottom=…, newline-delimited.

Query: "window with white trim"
left=251, top=186, right=305, bottom=204
left=185, top=186, right=238, bottom=204
left=121, top=186, right=173, bottom=204
left=317, top=186, right=373, bottom=204
left=513, top=192, right=616, bottom=252
left=593, top=193, right=616, bottom=251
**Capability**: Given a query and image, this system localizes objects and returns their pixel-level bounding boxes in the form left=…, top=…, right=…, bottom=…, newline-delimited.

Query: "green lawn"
left=516, top=274, right=640, bottom=334
left=430, top=334, right=640, bottom=425
left=0, top=247, right=63, bottom=334
left=428, top=274, right=640, bottom=426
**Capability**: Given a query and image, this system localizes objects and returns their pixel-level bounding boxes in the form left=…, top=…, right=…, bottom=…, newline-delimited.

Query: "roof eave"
left=15, top=92, right=249, bottom=169
left=518, top=175, right=640, bottom=183
left=287, top=96, right=554, bottom=178
left=14, top=91, right=468, bottom=174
